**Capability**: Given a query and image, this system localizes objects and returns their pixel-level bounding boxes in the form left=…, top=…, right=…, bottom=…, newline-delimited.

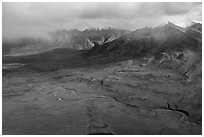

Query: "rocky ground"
left=2, top=59, right=202, bottom=135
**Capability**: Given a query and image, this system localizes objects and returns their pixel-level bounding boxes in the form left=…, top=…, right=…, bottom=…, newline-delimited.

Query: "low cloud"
left=2, top=2, right=202, bottom=40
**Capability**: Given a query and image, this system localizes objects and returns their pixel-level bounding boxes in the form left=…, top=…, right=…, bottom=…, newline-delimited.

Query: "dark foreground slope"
left=2, top=58, right=201, bottom=135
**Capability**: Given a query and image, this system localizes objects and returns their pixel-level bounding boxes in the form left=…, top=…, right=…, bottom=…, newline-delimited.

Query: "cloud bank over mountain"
left=2, top=2, right=202, bottom=39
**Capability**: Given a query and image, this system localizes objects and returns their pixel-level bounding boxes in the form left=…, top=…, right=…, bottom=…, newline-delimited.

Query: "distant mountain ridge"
left=86, top=21, right=202, bottom=57
left=3, top=27, right=130, bottom=55
left=2, top=21, right=201, bottom=56
left=49, top=27, right=130, bottom=50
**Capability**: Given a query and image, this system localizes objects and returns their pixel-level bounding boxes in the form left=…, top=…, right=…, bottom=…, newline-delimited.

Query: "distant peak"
left=157, top=21, right=175, bottom=27
left=165, top=21, right=176, bottom=27
left=156, top=21, right=186, bottom=32
left=187, top=20, right=202, bottom=32
left=167, top=21, right=173, bottom=24
left=191, top=20, right=202, bottom=25
left=188, top=21, right=202, bottom=28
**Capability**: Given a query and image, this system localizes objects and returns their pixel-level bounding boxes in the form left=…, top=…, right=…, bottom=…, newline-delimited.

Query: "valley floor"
left=2, top=60, right=202, bottom=135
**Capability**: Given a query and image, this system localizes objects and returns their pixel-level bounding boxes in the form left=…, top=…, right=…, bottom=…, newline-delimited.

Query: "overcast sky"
left=2, top=2, right=202, bottom=39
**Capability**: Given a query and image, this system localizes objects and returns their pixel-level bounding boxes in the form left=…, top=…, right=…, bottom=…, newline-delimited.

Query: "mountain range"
left=3, top=21, right=201, bottom=56
left=87, top=21, right=201, bottom=57
left=2, top=21, right=202, bottom=79
left=3, top=27, right=130, bottom=55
